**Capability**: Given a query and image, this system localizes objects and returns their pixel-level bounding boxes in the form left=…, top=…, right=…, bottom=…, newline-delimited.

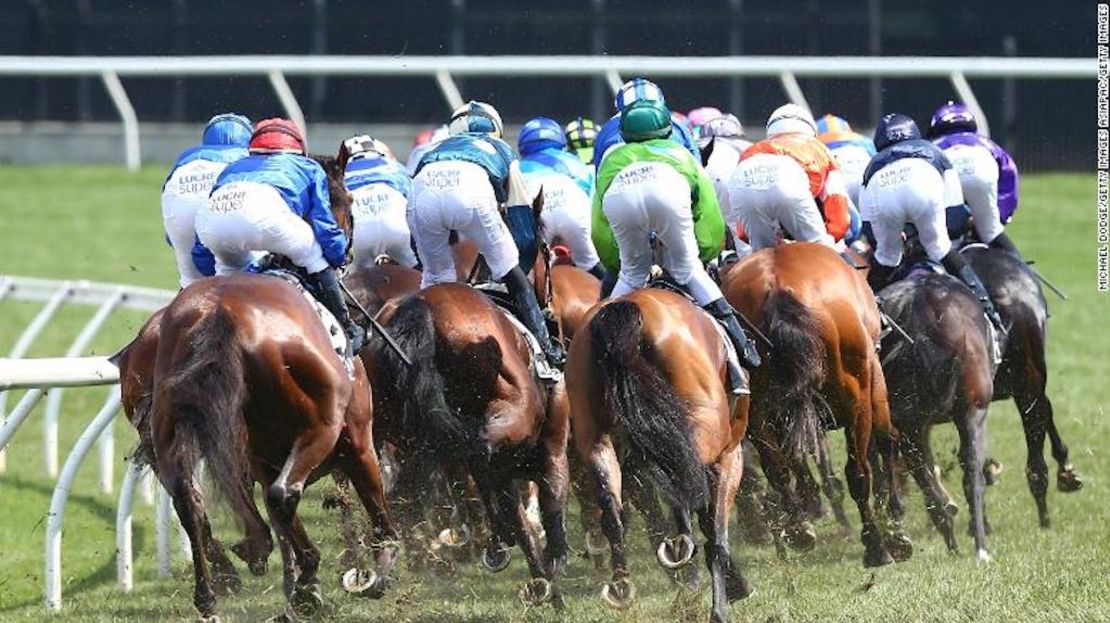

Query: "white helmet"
left=766, top=103, right=817, bottom=137
left=342, top=134, right=395, bottom=161
left=448, top=100, right=504, bottom=138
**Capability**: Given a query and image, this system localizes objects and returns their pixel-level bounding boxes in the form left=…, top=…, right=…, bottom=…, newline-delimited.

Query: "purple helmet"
left=927, top=101, right=978, bottom=138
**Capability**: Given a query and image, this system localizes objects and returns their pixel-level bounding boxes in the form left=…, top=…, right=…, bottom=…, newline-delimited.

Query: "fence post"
left=101, top=71, right=141, bottom=171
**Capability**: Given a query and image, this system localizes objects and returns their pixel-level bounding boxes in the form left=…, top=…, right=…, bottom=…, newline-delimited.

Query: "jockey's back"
left=932, top=131, right=1019, bottom=224
left=742, top=133, right=840, bottom=200
left=863, top=138, right=954, bottom=188
left=416, top=133, right=518, bottom=202
left=345, top=153, right=412, bottom=197
left=593, top=113, right=699, bottom=167
left=520, top=146, right=594, bottom=197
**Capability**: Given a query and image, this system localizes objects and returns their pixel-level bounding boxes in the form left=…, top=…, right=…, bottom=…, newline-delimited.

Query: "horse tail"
left=590, top=301, right=709, bottom=511
left=377, top=296, right=471, bottom=455
left=763, top=289, right=826, bottom=462
left=159, top=306, right=255, bottom=529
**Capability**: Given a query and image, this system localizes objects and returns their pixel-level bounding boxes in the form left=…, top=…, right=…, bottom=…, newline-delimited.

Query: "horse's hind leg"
left=698, top=445, right=753, bottom=623
left=590, top=436, right=635, bottom=609
left=1045, top=404, right=1082, bottom=492
left=338, top=427, right=400, bottom=597
left=956, top=404, right=991, bottom=561
left=1014, top=390, right=1053, bottom=528
left=157, top=448, right=219, bottom=620
left=815, top=431, right=852, bottom=533
left=901, top=425, right=958, bottom=552
left=752, top=428, right=815, bottom=552
left=229, top=471, right=273, bottom=576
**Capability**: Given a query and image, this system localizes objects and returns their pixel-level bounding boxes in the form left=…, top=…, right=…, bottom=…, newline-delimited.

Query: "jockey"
left=727, top=104, right=854, bottom=256
left=927, top=101, right=1022, bottom=257
left=592, top=99, right=761, bottom=370
left=406, top=124, right=450, bottom=175
left=196, top=118, right=367, bottom=353
left=861, top=113, right=1005, bottom=332
left=564, top=116, right=598, bottom=165
left=412, top=101, right=566, bottom=368
left=161, top=113, right=252, bottom=288
left=517, top=116, right=608, bottom=282
left=698, top=114, right=752, bottom=212
left=592, top=78, right=700, bottom=168
left=340, top=134, right=417, bottom=269
left=816, top=114, right=873, bottom=243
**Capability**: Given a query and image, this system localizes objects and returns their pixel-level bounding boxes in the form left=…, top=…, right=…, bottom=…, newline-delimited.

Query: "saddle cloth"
left=472, top=282, right=563, bottom=384
left=262, top=268, right=355, bottom=379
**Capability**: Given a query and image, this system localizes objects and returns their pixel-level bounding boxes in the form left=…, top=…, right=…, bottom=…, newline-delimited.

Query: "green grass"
left=1, top=167, right=1108, bottom=621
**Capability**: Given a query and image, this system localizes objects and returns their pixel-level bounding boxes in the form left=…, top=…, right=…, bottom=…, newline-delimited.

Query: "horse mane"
left=310, top=153, right=354, bottom=239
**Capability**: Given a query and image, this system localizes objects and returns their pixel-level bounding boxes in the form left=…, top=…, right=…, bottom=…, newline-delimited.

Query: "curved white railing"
left=0, top=275, right=177, bottom=612
left=0, top=54, right=1091, bottom=170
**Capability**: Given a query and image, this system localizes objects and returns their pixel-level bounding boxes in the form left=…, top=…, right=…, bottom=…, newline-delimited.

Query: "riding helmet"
left=248, top=118, right=306, bottom=155
left=448, top=101, right=504, bottom=138
left=202, top=113, right=253, bottom=147
left=614, top=77, right=666, bottom=112
left=927, top=101, right=978, bottom=138
left=518, top=116, right=567, bottom=157
left=766, top=103, right=818, bottom=138
left=620, top=99, right=673, bottom=143
left=873, top=113, right=922, bottom=151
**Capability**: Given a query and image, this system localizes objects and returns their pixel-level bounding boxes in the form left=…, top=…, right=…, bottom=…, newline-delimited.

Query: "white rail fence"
left=0, top=275, right=188, bottom=612
left=0, top=54, right=1093, bottom=170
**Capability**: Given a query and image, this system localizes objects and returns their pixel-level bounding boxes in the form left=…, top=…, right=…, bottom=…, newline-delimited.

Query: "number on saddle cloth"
left=504, top=204, right=539, bottom=273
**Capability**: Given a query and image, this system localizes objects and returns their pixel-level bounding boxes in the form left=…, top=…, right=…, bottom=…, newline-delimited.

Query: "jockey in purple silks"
left=927, top=101, right=1022, bottom=258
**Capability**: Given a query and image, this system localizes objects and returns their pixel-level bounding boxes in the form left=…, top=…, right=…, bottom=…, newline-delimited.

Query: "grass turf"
left=0, top=167, right=1107, bottom=621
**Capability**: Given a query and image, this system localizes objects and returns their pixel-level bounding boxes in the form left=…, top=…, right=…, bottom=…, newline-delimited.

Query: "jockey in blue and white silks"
left=196, top=118, right=366, bottom=354
left=517, top=116, right=608, bottom=281
left=161, top=113, right=251, bottom=287
left=927, top=101, right=1022, bottom=257
left=411, top=101, right=566, bottom=369
left=341, top=135, right=417, bottom=268
left=816, top=114, right=874, bottom=243
left=592, top=78, right=700, bottom=167
left=860, top=113, right=1004, bottom=332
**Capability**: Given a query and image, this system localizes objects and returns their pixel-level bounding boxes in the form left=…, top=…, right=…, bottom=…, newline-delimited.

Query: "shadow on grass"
left=0, top=476, right=147, bottom=614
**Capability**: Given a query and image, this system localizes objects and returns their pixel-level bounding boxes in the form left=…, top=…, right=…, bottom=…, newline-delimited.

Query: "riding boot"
left=704, top=298, right=762, bottom=370
left=988, top=231, right=1023, bottom=260
left=866, top=262, right=897, bottom=293
left=501, top=265, right=566, bottom=369
left=308, top=267, right=367, bottom=355
left=940, top=250, right=1006, bottom=334
left=586, top=262, right=610, bottom=283
left=599, top=269, right=619, bottom=300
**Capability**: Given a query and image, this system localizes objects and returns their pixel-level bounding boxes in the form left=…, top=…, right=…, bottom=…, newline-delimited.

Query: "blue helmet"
left=448, top=101, right=504, bottom=137
left=614, top=77, right=665, bottom=113
left=873, top=113, right=921, bottom=151
left=518, top=116, right=567, bottom=156
left=202, top=113, right=253, bottom=147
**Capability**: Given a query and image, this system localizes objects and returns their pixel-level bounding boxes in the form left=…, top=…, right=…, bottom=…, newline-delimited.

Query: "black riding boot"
left=866, top=262, right=897, bottom=293
left=586, top=262, right=610, bottom=283
left=599, top=269, right=619, bottom=300
left=940, top=250, right=1005, bottom=333
left=704, top=298, right=762, bottom=370
left=988, top=231, right=1023, bottom=260
left=501, top=265, right=566, bottom=369
left=308, top=267, right=367, bottom=355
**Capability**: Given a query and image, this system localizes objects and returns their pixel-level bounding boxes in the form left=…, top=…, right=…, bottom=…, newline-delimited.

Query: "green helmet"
left=620, top=99, right=673, bottom=143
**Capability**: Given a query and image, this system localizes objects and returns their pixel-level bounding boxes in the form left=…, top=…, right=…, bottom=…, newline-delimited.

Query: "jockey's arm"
left=591, top=155, right=623, bottom=273
left=819, top=168, right=853, bottom=242
left=942, top=165, right=970, bottom=213
left=687, top=156, right=726, bottom=263
left=993, top=144, right=1020, bottom=223
left=306, top=168, right=350, bottom=268
left=505, top=160, right=533, bottom=208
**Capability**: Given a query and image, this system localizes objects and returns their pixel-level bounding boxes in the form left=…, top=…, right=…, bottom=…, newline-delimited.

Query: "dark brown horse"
left=879, top=270, right=996, bottom=560
left=365, top=283, right=570, bottom=605
left=567, top=288, right=752, bottom=623
left=722, top=242, right=909, bottom=567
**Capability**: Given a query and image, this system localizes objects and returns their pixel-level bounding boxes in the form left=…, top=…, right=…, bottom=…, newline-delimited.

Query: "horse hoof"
left=863, top=547, right=894, bottom=568
left=480, top=547, right=511, bottom=573
left=198, top=615, right=222, bottom=623
left=518, top=577, right=554, bottom=606
left=213, top=571, right=243, bottom=596
left=657, top=534, right=696, bottom=570
left=585, top=531, right=609, bottom=557
left=726, top=575, right=755, bottom=602
left=600, top=578, right=636, bottom=610
left=290, top=584, right=324, bottom=618
left=1057, top=468, right=1083, bottom=492
left=983, top=459, right=1003, bottom=486
left=944, top=500, right=959, bottom=517
left=883, top=532, right=913, bottom=562
left=976, top=548, right=993, bottom=564
left=342, top=567, right=385, bottom=598
left=783, top=522, right=817, bottom=552
left=438, top=525, right=472, bottom=548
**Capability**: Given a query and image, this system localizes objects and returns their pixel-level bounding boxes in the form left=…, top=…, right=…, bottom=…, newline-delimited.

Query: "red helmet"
left=249, top=118, right=306, bottom=154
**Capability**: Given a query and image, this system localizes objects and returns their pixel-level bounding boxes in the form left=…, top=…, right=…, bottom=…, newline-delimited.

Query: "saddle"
left=645, top=272, right=749, bottom=396
left=471, top=281, right=563, bottom=384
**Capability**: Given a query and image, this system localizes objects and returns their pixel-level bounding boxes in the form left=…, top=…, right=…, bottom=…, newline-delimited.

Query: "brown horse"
left=567, top=288, right=752, bottom=623
left=364, top=283, right=570, bottom=605
left=722, top=242, right=909, bottom=567
left=126, top=154, right=398, bottom=621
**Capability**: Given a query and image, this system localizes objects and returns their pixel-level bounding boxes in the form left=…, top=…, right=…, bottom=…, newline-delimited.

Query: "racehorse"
left=722, top=242, right=910, bottom=567
left=122, top=154, right=400, bottom=621
left=567, top=288, right=753, bottom=623
left=364, top=281, right=571, bottom=606
left=963, top=245, right=1082, bottom=527
left=878, top=270, right=995, bottom=561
